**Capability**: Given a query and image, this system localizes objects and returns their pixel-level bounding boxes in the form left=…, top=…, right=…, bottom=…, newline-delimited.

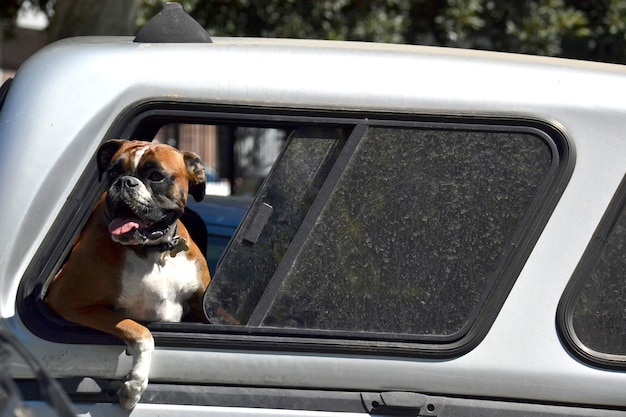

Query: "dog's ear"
left=183, top=151, right=206, bottom=202
left=97, top=139, right=127, bottom=181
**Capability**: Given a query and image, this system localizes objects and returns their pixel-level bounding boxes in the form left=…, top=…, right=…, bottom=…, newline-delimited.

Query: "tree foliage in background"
left=7, top=0, right=626, bottom=63
left=138, top=0, right=626, bottom=63
left=47, top=0, right=141, bottom=42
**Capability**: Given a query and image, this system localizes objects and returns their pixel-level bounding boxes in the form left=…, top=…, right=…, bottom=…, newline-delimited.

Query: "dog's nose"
left=118, top=176, right=140, bottom=189
left=124, top=178, right=138, bottom=188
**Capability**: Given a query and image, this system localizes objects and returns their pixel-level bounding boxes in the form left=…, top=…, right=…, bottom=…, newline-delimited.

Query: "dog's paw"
left=118, top=371, right=148, bottom=410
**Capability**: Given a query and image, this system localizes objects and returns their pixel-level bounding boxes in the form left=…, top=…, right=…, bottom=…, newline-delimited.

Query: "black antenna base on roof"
left=134, top=2, right=212, bottom=44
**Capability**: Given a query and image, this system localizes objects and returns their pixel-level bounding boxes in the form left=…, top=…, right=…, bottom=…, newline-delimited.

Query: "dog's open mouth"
left=107, top=215, right=176, bottom=240
left=105, top=200, right=178, bottom=245
left=108, top=217, right=146, bottom=236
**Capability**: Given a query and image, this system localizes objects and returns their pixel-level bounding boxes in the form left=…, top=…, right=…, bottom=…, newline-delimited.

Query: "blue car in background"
left=185, top=195, right=250, bottom=275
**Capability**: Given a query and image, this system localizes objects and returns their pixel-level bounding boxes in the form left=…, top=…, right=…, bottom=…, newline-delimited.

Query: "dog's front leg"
left=120, top=334, right=154, bottom=410
left=108, top=316, right=155, bottom=410
left=44, top=305, right=154, bottom=409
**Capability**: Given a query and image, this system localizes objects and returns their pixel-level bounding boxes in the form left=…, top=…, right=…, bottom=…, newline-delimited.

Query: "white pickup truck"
left=2, top=3, right=626, bottom=417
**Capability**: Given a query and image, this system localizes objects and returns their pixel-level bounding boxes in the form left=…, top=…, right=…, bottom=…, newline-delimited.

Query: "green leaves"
left=167, top=0, right=626, bottom=63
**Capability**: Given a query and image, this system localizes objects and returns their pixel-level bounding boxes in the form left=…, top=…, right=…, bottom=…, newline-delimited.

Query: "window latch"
left=243, top=202, right=273, bottom=245
left=361, top=391, right=444, bottom=415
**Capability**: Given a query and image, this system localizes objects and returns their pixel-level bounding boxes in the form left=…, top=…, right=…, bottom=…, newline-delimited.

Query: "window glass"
left=205, top=127, right=350, bottom=324
left=570, top=195, right=626, bottom=356
left=207, top=125, right=553, bottom=339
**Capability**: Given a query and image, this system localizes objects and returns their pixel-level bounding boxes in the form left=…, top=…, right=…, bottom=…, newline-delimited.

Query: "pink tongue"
left=108, top=217, right=142, bottom=236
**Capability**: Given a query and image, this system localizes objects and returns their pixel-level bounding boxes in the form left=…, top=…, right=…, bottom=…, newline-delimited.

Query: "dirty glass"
left=571, top=199, right=626, bottom=355
left=204, top=127, right=349, bottom=324
left=257, top=127, right=552, bottom=336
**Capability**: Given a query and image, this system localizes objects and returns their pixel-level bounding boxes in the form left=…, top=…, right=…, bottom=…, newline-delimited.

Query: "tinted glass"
left=207, top=124, right=553, bottom=339
left=258, top=127, right=552, bottom=335
left=571, top=198, right=626, bottom=355
left=205, top=127, right=349, bottom=324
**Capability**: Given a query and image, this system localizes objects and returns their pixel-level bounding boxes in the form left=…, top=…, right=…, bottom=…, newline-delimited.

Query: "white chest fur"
left=115, top=250, right=202, bottom=322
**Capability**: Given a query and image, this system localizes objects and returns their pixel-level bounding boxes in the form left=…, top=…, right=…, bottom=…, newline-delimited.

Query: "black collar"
left=141, top=231, right=189, bottom=256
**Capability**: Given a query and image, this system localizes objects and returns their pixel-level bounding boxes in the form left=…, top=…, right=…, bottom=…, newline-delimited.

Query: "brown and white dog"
left=45, top=139, right=211, bottom=409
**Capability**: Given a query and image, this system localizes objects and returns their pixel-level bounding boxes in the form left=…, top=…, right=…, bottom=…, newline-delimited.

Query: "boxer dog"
left=45, top=139, right=211, bottom=409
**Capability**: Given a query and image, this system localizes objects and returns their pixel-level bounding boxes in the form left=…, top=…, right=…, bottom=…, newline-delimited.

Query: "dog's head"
left=96, top=139, right=206, bottom=246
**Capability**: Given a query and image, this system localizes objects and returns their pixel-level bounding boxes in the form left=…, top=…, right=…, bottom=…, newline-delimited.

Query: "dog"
left=45, top=139, right=211, bottom=409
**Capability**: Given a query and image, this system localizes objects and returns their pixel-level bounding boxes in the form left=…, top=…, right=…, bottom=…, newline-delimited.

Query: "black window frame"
left=18, top=101, right=573, bottom=359
left=558, top=173, right=626, bottom=370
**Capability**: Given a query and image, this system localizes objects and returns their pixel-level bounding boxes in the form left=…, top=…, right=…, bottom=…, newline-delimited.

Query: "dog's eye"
left=148, top=171, right=165, bottom=182
left=107, top=169, right=121, bottom=181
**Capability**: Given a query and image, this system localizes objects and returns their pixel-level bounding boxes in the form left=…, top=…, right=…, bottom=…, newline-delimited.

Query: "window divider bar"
left=247, top=123, right=369, bottom=327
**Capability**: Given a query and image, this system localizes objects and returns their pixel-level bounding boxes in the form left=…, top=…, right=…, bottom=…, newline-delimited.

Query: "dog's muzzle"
left=104, top=175, right=181, bottom=250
